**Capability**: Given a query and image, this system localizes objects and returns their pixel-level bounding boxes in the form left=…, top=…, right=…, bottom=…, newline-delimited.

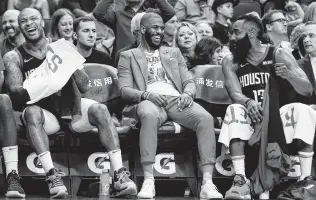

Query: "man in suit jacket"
left=297, top=21, right=316, bottom=105
left=118, top=12, right=222, bottom=199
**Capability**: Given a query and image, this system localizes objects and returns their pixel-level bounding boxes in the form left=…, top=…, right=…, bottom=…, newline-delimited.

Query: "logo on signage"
left=154, top=153, right=176, bottom=175
left=215, top=154, right=235, bottom=177
left=26, top=152, right=45, bottom=174
left=87, top=152, right=111, bottom=174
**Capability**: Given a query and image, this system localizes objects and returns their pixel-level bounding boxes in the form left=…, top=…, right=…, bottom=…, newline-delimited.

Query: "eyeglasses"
left=269, top=18, right=289, bottom=25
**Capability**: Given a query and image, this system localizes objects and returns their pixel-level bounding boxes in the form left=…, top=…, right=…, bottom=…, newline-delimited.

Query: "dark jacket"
left=297, top=56, right=316, bottom=104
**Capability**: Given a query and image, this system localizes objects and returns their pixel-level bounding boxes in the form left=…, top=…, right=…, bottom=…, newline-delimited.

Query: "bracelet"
left=184, top=91, right=193, bottom=98
left=141, top=92, right=149, bottom=100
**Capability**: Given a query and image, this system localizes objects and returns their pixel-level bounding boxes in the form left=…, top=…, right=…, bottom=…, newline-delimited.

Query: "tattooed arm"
left=73, top=68, right=89, bottom=93
left=3, top=51, right=30, bottom=106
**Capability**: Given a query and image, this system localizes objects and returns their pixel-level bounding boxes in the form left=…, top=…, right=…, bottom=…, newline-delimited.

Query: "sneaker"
left=259, top=190, right=269, bottom=199
left=113, top=167, right=137, bottom=196
left=137, top=179, right=155, bottom=199
left=46, top=168, right=68, bottom=198
left=5, top=170, right=26, bottom=198
left=200, top=180, right=223, bottom=199
left=225, top=174, right=251, bottom=199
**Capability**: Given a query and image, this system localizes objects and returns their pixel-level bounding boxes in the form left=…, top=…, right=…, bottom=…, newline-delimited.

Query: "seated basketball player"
left=220, top=14, right=316, bottom=199
left=3, top=8, right=137, bottom=198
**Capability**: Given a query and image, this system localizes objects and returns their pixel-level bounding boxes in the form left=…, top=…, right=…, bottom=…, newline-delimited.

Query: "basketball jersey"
left=15, top=45, right=46, bottom=80
left=14, top=44, right=61, bottom=114
left=236, top=46, right=275, bottom=104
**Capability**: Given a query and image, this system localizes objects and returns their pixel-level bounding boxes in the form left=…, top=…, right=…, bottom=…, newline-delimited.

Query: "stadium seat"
left=232, top=0, right=261, bottom=21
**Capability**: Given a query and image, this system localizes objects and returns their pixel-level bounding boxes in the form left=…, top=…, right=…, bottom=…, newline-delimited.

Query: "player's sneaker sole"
left=51, top=190, right=68, bottom=199
left=5, top=191, right=26, bottom=198
left=225, top=193, right=252, bottom=200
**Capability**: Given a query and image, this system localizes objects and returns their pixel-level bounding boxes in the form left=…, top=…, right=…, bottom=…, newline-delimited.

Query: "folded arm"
left=155, top=0, right=176, bottom=23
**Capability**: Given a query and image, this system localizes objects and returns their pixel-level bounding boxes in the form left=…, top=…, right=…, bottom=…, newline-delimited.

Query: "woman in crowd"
left=175, top=22, right=200, bottom=69
left=290, top=23, right=306, bottom=59
left=49, top=8, right=75, bottom=43
left=7, top=0, right=50, bottom=19
left=194, top=37, right=227, bottom=66
left=303, top=2, right=316, bottom=22
left=195, top=21, right=213, bottom=38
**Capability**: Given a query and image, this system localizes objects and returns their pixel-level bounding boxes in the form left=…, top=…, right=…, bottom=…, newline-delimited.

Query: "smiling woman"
left=49, top=8, right=75, bottom=43
left=175, top=22, right=200, bottom=69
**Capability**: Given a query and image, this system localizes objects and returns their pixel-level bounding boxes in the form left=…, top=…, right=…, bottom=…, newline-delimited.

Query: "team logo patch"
left=154, top=153, right=176, bottom=175
left=26, top=152, right=45, bottom=174
left=87, top=152, right=111, bottom=174
left=215, top=154, right=235, bottom=177
left=263, top=60, right=273, bottom=65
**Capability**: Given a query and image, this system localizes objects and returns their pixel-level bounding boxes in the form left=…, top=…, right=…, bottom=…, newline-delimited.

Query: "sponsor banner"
left=19, top=151, right=68, bottom=176
left=135, top=152, right=195, bottom=178
left=69, top=152, right=129, bottom=176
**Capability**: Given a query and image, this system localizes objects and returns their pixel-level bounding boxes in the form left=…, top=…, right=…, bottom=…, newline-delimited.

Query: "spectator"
left=162, top=15, right=180, bottom=47
left=262, top=10, right=292, bottom=51
left=0, top=10, right=25, bottom=56
left=303, top=2, right=316, bottom=22
left=60, top=0, right=101, bottom=18
left=298, top=21, right=316, bottom=103
left=174, top=0, right=216, bottom=25
left=73, top=16, right=113, bottom=65
left=118, top=12, right=223, bottom=199
left=284, top=0, right=305, bottom=27
left=7, top=0, right=50, bottom=19
left=49, top=8, right=75, bottom=43
left=194, top=37, right=225, bottom=65
left=92, top=0, right=175, bottom=54
left=196, top=21, right=213, bottom=38
left=290, top=23, right=305, bottom=58
left=114, top=12, right=146, bottom=67
left=211, top=0, right=239, bottom=45
left=175, top=22, right=200, bottom=69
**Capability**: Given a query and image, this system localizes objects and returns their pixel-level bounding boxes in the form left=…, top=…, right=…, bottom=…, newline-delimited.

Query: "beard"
left=229, top=34, right=252, bottom=64
left=144, top=28, right=163, bottom=49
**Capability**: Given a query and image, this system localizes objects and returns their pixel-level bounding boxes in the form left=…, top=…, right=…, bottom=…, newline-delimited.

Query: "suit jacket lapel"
left=304, top=57, right=316, bottom=95
left=159, top=47, right=182, bottom=92
left=132, top=48, right=148, bottom=86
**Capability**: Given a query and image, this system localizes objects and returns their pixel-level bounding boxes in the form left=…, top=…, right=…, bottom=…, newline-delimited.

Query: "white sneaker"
left=259, top=190, right=269, bottom=199
left=137, top=179, right=155, bottom=199
left=200, top=180, right=223, bottom=199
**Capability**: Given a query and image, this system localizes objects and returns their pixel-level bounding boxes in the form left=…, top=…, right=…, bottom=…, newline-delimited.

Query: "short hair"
left=195, top=37, right=222, bottom=63
left=73, top=16, right=95, bottom=33
left=131, top=12, right=146, bottom=35
left=49, top=8, right=75, bottom=41
left=262, top=9, right=285, bottom=32
left=237, top=14, right=264, bottom=41
left=175, top=22, right=200, bottom=47
left=140, top=12, right=162, bottom=28
left=303, top=2, right=316, bottom=23
left=195, top=21, right=213, bottom=28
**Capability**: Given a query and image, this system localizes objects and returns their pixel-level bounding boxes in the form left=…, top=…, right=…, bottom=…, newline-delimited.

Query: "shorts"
left=16, top=98, right=99, bottom=135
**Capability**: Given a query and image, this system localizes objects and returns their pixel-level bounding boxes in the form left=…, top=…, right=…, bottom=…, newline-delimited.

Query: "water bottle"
left=99, top=169, right=111, bottom=196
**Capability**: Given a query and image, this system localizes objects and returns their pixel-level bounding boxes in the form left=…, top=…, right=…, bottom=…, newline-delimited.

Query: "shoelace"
left=46, top=171, right=66, bottom=187
left=8, top=174, right=22, bottom=186
left=233, top=175, right=246, bottom=187
left=116, top=170, right=131, bottom=183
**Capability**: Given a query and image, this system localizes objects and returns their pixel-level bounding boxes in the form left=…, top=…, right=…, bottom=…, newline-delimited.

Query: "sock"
left=231, top=155, right=246, bottom=177
left=298, top=151, right=314, bottom=180
left=202, top=164, right=213, bottom=183
left=142, top=163, right=154, bottom=180
left=108, top=149, right=123, bottom=171
left=38, top=151, right=54, bottom=173
left=2, top=146, right=18, bottom=176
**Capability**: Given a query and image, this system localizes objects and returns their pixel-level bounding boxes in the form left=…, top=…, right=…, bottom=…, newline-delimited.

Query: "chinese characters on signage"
left=195, top=78, right=224, bottom=88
